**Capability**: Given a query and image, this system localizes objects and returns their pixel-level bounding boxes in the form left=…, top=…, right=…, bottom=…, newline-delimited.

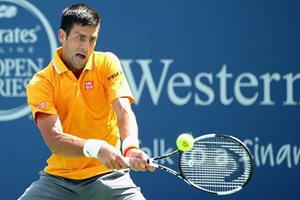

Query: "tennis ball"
left=176, top=133, right=194, bottom=151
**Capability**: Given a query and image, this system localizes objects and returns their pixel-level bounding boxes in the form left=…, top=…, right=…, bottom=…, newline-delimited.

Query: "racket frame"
left=149, top=133, right=254, bottom=195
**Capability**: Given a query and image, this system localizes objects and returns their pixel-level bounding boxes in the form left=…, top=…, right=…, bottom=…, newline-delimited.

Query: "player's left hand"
left=125, top=148, right=155, bottom=172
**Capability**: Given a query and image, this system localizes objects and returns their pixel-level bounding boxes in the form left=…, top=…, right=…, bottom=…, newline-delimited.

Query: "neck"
left=70, top=67, right=84, bottom=79
left=60, top=55, right=84, bottom=79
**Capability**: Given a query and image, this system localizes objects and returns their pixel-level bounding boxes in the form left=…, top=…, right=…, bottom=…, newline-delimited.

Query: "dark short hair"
left=60, top=3, right=100, bottom=36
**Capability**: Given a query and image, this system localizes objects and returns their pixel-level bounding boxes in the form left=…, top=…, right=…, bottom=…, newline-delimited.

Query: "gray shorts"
left=18, top=170, right=146, bottom=200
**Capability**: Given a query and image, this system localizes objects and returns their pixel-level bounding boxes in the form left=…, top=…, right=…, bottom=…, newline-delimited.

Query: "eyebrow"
left=75, top=31, right=97, bottom=39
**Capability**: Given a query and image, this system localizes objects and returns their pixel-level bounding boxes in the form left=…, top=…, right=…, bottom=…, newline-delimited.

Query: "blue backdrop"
left=0, top=0, right=299, bottom=199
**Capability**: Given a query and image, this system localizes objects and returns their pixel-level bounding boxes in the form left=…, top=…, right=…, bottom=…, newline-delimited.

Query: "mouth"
left=75, top=53, right=87, bottom=60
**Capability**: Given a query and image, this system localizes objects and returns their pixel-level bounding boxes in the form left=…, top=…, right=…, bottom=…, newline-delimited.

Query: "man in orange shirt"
left=19, top=3, right=154, bottom=200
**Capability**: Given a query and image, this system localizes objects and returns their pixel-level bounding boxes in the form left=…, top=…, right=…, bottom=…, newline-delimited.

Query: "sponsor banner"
left=0, top=0, right=57, bottom=121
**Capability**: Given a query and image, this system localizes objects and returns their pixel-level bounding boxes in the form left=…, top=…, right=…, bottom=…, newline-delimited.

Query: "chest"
left=54, top=71, right=108, bottom=116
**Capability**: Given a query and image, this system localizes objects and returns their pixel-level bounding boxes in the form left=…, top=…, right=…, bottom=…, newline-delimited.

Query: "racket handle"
left=124, top=157, right=158, bottom=168
left=147, top=158, right=159, bottom=168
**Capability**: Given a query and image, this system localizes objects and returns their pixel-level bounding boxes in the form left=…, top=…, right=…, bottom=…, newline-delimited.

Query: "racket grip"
left=124, top=157, right=158, bottom=168
left=147, top=158, right=158, bottom=168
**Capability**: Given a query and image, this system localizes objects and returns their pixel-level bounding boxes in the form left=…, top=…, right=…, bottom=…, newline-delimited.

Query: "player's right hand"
left=97, top=143, right=128, bottom=170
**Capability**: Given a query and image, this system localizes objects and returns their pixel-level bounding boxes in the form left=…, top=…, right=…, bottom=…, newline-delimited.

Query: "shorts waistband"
left=45, top=171, right=114, bottom=184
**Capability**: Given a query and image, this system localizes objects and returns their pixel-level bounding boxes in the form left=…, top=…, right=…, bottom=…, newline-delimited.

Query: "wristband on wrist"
left=83, top=139, right=107, bottom=158
left=122, top=136, right=139, bottom=156
left=123, top=146, right=139, bottom=157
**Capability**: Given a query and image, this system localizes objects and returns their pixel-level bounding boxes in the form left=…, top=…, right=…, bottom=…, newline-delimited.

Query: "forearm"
left=112, top=98, right=140, bottom=155
left=37, top=113, right=87, bottom=157
left=45, top=131, right=86, bottom=157
left=118, top=109, right=140, bottom=156
left=118, top=109, right=138, bottom=141
left=112, top=98, right=154, bottom=171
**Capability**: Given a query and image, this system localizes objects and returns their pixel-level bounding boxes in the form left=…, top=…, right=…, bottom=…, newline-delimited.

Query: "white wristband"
left=122, top=136, right=139, bottom=155
left=83, top=139, right=107, bottom=158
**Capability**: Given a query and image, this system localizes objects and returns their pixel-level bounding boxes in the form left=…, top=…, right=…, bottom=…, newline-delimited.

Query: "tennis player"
left=19, top=3, right=154, bottom=200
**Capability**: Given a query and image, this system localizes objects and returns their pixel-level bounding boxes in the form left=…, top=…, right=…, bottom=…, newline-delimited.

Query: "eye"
left=89, top=37, right=96, bottom=43
left=77, top=35, right=84, bottom=41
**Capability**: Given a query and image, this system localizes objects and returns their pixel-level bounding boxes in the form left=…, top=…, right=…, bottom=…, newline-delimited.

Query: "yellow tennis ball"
left=176, top=133, right=194, bottom=151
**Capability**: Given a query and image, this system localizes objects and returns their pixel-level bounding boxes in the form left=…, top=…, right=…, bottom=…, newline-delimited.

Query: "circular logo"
left=0, top=0, right=57, bottom=121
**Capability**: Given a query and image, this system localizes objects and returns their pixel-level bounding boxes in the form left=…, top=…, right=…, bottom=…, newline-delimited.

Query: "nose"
left=82, top=40, right=90, bottom=51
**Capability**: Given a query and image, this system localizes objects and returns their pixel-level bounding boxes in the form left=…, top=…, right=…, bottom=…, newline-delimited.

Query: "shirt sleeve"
left=26, top=73, right=57, bottom=123
left=103, top=52, right=135, bottom=103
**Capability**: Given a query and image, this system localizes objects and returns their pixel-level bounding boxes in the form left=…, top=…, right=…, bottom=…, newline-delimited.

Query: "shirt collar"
left=52, top=47, right=93, bottom=74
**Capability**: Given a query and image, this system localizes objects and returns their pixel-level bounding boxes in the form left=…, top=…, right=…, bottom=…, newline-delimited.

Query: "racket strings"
left=180, top=136, right=252, bottom=193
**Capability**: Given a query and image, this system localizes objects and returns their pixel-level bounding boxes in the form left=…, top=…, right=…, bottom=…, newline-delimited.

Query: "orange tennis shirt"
left=27, top=47, right=134, bottom=179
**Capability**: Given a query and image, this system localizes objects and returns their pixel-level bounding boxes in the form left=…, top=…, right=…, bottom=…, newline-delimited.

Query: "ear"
left=58, top=29, right=66, bottom=44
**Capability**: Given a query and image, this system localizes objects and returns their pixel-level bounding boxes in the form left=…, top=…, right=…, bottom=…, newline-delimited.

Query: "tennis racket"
left=138, top=133, right=254, bottom=195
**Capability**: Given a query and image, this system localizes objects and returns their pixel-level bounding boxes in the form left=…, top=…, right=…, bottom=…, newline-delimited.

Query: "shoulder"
left=93, top=51, right=121, bottom=67
left=27, top=64, right=55, bottom=91
left=93, top=51, right=119, bottom=59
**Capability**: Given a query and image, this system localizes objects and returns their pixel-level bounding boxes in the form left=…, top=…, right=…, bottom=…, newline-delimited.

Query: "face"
left=59, top=24, right=99, bottom=70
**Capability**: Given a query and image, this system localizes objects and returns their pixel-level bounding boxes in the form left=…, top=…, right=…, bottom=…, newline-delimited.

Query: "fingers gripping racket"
left=145, top=133, right=254, bottom=195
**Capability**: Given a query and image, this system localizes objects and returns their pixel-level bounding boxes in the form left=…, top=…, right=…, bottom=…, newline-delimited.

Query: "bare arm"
left=36, top=98, right=153, bottom=171
left=112, top=97, right=138, bottom=141
left=36, top=112, right=128, bottom=170
left=112, top=97, right=154, bottom=172
left=36, top=112, right=86, bottom=157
